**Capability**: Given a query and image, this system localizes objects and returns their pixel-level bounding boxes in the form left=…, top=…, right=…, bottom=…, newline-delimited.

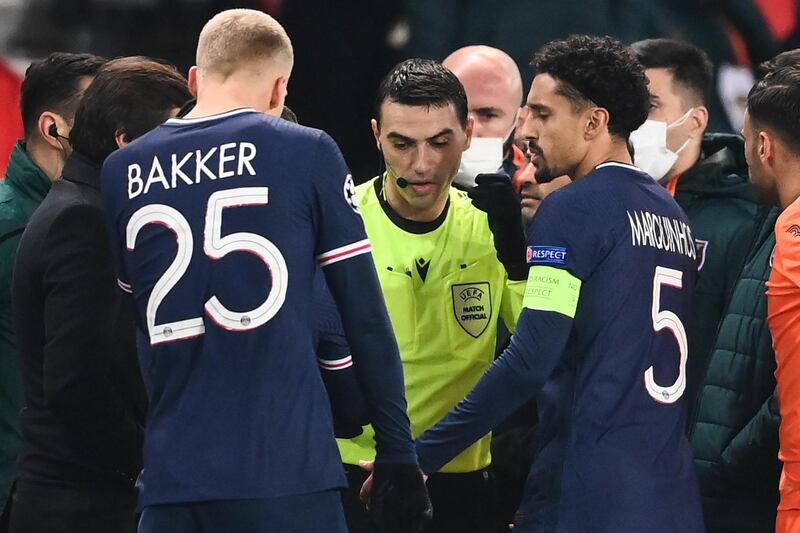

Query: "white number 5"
left=126, top=187, right=288, bottom=345
left=644, top=266, right=688, bottom=404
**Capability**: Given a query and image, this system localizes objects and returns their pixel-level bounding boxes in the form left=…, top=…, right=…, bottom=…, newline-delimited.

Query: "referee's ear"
left=188, top=66, right=199, bottom=98
left=371, top=118, right=381, bottom=150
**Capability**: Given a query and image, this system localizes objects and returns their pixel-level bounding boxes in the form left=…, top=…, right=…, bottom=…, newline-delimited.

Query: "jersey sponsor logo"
left=787, top=224, right=800, bottom=238
left=527, top=246, right=567, bottom=265
left=451, top=282, right=491, bottom=338
left=415, top=257, right=431, bottom=282
left=695, top=239, right=708, bottom=271
left=626, top=210, right=696, bottom=260
left=344, top=173, right=359, bottom=213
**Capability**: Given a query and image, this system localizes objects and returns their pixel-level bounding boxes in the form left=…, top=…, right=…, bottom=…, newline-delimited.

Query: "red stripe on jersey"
left=317, top=239, right=372, bottom=267
left=318, top=355, right=353, bottom=370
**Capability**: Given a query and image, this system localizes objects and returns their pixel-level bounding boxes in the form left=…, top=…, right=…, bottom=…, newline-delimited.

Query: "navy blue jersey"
left=101, top=109, right=415, bottom=508
left=416, top=162, right=703, bottom=532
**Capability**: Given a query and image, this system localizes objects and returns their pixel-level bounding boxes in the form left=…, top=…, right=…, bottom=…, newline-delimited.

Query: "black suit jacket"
left=12, top=152, right=145, bottom=488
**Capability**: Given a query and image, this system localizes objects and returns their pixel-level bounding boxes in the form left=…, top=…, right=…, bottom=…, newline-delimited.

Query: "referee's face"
left=521, top=74, right=588, bottom=181
left=373, top=101, right=472, bottom=218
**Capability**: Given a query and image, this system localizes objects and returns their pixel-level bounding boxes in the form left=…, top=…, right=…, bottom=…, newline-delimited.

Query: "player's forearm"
left=323, top=255, right=417, bottom=464
left=416, top=309, right=571, bottom=473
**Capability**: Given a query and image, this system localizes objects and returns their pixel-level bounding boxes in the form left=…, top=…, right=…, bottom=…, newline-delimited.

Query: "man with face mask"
left=442, top=45, right=526, bottom=189
left=442, top=46, right=530, bottom=304
left=337, top=58, right=525, bottom=533
left=630, top=39, right=764, bottom=414
left=0, top=52, right=105, bottom=528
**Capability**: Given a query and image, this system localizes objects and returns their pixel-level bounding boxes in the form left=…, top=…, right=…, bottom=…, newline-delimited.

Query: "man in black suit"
left=9, top=56, right=191, bottom=533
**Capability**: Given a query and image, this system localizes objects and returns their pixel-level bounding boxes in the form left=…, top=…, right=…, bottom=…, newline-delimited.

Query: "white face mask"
left=630, top=108, right=693, bottom=182
left=453, top=137, right=504, bottom=188
left=453, top=113, right=518, bottom=188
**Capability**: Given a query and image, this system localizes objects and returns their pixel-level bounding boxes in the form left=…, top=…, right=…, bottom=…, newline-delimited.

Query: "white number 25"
left=644, top=266, right=688, bottom=404
left=126, top=187, right=288, bottom=345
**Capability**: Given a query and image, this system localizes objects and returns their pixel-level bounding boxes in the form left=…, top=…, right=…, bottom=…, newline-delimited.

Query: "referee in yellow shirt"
left=332, top=58, right=528, bottom=533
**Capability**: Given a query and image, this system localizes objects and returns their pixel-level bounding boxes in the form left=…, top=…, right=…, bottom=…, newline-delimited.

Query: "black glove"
left=369, top=463, right=432, bottom=533
left=468, top=173, right=528, bottom=281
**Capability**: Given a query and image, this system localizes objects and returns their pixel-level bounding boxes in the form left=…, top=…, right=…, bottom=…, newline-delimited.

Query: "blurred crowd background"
left=0, top=0, right=798, bottom=180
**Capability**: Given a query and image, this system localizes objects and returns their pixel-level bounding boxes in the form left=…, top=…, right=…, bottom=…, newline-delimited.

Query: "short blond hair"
left=196, top=9, right=293, bottom=77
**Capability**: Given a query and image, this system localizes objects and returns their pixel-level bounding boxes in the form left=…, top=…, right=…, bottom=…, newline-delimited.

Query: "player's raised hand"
left=360, top=461, right=432, bottom=533
left=468, top=174, right=528, bottom=280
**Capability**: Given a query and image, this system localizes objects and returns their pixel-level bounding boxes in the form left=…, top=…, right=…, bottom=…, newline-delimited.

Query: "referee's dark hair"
left=532, top=35, right=650, bottom=140
left=631, top=38, right=713, bottom=107
left=375, top=58, right=468, bottom=128
left=20, top=52, right=107, bottom=140
left=70, top=56, right=192, bottom=164
left=747, top=65, right=800, bottom=152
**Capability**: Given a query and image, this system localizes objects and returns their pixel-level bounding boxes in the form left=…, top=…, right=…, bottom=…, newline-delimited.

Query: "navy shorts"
left=138, top=489, right=347, bottom=533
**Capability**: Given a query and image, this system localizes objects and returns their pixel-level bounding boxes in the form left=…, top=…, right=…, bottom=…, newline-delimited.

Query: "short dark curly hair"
left=532, top=35, right=650, bottom=139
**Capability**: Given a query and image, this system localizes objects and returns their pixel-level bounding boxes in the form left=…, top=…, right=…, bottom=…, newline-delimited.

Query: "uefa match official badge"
left=452, top=282, right=491, bottom=338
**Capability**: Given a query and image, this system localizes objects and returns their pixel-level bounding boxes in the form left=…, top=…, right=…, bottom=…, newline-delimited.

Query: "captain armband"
left=522, top=266, right=581, bottom=318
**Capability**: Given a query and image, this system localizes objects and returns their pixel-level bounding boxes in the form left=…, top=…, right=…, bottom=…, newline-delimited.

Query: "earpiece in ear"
left=48, top=123, right=59, bottom=139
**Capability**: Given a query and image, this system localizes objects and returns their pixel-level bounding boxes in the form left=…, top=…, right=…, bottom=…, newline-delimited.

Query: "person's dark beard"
left=534, top=165, right=553, bottom=184
left=528, top=143, right=554, bottom=184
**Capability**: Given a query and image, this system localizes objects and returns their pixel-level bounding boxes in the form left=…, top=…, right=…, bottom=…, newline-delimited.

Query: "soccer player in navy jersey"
left=379, top=35, right=704, bottom=532
left=99, top=9, right=429, bottom=533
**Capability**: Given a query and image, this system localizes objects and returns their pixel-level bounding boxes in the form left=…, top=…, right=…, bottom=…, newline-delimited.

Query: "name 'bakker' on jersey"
left=127, top=141, right=257, bottom=199
left=627, top=209, right=696, bottom=260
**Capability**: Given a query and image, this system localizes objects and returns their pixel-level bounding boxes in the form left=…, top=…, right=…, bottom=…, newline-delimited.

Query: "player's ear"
left=115, top=129, right=129, bottom=149
left=759, top=130, right=773, bottom=165
left=584, top=107, right=609, bottom=140
left=268, top=76, right=288, bottom=114
left=371, top=119, right=381, bottom=151
left=188, top=66, right=199, bottom=98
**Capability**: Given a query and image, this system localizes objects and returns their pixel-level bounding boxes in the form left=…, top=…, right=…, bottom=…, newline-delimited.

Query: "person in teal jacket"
left=685, top=48, right=800, bottom=533
left=0, top=52, right=105, bottom=524
left=688, top=207, right=780, bottom=532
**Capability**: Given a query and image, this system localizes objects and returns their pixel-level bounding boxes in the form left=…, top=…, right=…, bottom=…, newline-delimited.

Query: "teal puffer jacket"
left=688, top=207, right=781, bottom=533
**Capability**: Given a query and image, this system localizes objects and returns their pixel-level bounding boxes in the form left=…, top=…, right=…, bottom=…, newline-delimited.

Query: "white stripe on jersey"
left=317, top=239, right=372, bottom=267
left=318, top=355, right=353, bottom=371
left=596, top=161, right=642, bottom=172
left=117, top=279, right=133, bottom=293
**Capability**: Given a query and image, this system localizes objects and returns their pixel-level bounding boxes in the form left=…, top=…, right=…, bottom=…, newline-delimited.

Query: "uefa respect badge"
left=527, top=246, right=567, bottom=265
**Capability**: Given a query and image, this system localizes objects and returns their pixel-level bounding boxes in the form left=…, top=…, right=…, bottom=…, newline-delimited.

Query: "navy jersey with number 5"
left=416, top=162, right=704, bottom=532
left=101, top=109, right=415, bottom=508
